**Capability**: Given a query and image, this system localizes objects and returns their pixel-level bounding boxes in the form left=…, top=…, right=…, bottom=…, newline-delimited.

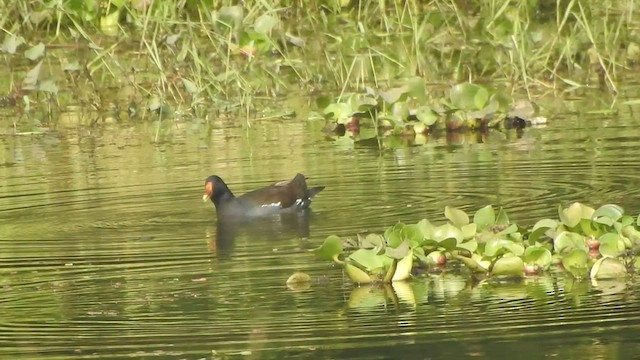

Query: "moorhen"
left=203, top=173, right=325, bottom=218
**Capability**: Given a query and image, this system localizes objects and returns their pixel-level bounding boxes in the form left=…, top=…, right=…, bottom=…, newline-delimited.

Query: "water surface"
left=1, top=97, right=640, bottom=359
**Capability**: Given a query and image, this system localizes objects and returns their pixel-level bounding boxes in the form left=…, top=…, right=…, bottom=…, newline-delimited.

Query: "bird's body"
left=203, top=173, right=324, bottom=218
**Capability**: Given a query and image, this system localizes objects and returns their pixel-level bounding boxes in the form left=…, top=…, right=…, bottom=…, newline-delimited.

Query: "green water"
left=1, top=101, right=640, bottom=359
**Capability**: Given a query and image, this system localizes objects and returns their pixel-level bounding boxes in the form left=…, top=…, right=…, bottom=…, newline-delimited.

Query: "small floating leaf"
left=590, top=257, right=627, bottom=279
left=254, top=14, right=279, bottom=34
left=182, top=78, right=200, bottom=94
left=454, top=254, right=488, bottom=274
left=416, top=218, right=434, bottom=239
left=401, top=224, right=424, bottom=247
left=23, top=61, right=43, bottom=86
left=286, top=272, right=311, bottom=285
left=385, top=240, right=410, bottom=260
left=490, top=256, right=524, bottom=277
left=528, top=218, right=557, bottom=243
left=485, top=239, right=524, bottom=257
left=474, top=205, right=496, bottom=230
left=598, top=233, right=625, bottom=257
left=24, top=42, right=45, bottom=60
left=1, top=34, right=24, bottom=54
left=314, top=235, right=343, bottom=263
left=345, top=262, right=374, bottom=284
left=554, top=231, right=587, bottom=254
left=495, top=208, right=510, bottom=225
left=349, top=248, right=385, bottom=271
left=458, top=238, right=478, bottom=253
left=593, top=204, right=624, bottom=221
left=37, top=79, right=58, bottom=94
left=432, top=223, right=463, bottom=243
left=561, top=249, right=589, bottom=279
left=445, top=206, right=469, bottom=227
left=559, top=203, right=582, bottom=228
left=392, top=250, right=413, bottom=282
left=523, top=246, right=552, bottom=268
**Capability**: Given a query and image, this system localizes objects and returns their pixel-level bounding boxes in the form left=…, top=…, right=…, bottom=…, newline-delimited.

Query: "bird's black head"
left=202, top=175, right=235, bottom=207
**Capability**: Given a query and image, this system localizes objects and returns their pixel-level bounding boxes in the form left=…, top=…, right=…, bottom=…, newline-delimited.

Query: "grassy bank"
left=0, top=0, right=637, bottom=132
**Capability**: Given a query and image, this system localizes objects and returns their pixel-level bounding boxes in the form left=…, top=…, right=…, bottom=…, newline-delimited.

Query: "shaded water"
left=2, top=99, right=640, bottom=359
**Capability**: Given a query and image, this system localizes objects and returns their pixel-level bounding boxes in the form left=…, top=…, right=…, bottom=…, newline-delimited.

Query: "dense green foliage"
left=315, top=203, right=640, bottom=284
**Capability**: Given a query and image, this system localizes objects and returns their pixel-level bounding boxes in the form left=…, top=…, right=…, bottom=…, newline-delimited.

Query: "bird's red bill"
left=202, top=181, right=214, bottom=201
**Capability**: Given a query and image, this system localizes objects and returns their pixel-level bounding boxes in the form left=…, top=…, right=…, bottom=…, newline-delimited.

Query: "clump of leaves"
left=314, top=203, right=640, bottom=284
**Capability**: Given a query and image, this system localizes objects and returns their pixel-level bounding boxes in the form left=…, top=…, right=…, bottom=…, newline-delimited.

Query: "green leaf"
left=379, top=85, right=409, bottom=104
left=432, top=223, right=463, bottom=243
left=461, top=223, right=477, bottom=239
left=324, top=102, right=353, bottom=123
left=1, top=34, right=24, bottom=54
left=385, top=240, right=410, bottom=260
left=528, top=219, right=557, bottom=243
left=593, top=204, right=624, bottom=221
left=449, top=83, right=489, bottom=111
left=344, top=262, right=374, bottom=284
left=415, top=107, right=439, bottom=126
left=554, top=231, right=587, bottom=254
left=314, top=235, right=343, bottom=262
left=559, top=202, right=583, bottom=228
left=37, top=79, right=58, bottom=94
left=401, top=224, right=424, bottom=247
left=485, top=239, right=525, bottom=257
left=384, top=223, right=405, bottom=248
left=392, top=249, right=413, bottom=282
left=182, top=78, right=200, bottom=94
left=23, top=61, right=42, bottom=86
left=561, top=249, right=589, bottom=279
left=254, top=14, right=279, bottom=34
left=349, top=249, right=385, bottom=271
left=523, top=246, right=552, bottom=268
left=454, top=254, right=489, bottom=273
left=496, top=208, right=510, bottom=225
left=496, top=223, right=518, bottom=237
left=457, top=239, right=478, bottom=253
left=598, top=233, right=625, bottom=257
left=438, top=237, right=458, bottom=252
left=24, top=42, right=45, bottom=60
left=590, top=257, right=627, bottom=279
left=474, top=205, right=496, bottom=230
left=416, top=218, right=434, bottom=239
left=359, top=233, right=384, bottom=251
left=490, top=255, right=524, bottom=277
left=445, top=206, right=469, bottom=227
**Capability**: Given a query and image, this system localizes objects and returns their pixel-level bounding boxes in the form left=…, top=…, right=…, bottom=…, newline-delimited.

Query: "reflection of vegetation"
left=0, top=1, right=635, bottom=132
left=316, top=203, right=640, bottom=284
